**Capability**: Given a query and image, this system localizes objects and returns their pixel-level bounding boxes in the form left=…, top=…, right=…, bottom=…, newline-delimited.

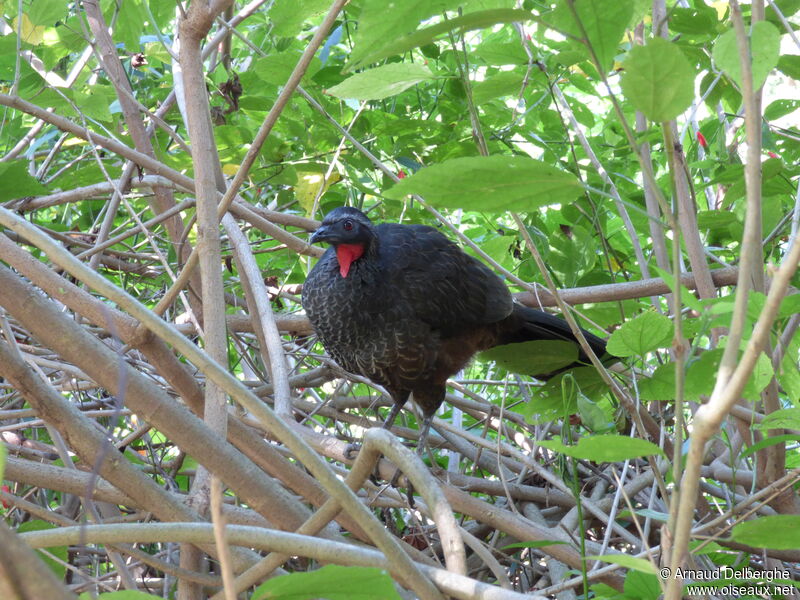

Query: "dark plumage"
left=302, top=207, right=607, bottom=450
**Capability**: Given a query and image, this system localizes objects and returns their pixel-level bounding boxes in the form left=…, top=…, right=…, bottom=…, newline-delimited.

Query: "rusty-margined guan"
left=302, top=207, right=607, bottom=450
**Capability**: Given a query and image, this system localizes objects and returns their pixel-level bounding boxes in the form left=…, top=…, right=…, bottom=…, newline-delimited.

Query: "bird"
left=301, top=206, right=607, bottom=452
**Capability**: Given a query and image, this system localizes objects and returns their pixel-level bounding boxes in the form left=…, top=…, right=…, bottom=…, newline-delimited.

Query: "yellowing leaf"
left=711, top=0, right=728, bottom=19
left=588, top=554, right=657, bottom=574
left=14, top=14, right=45, bottom=45
left=222, top=163, right=240, bottom=176
left=294, top=171, right=341, bottom=214
left=63, top=138, right=88, bottom=148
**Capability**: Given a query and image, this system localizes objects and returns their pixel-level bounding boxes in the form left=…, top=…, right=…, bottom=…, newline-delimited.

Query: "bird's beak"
left=309, top=226, right=331, bottom=244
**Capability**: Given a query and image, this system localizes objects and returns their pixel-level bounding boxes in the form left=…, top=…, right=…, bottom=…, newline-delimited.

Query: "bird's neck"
left=335, top=243, right=367, bottom=278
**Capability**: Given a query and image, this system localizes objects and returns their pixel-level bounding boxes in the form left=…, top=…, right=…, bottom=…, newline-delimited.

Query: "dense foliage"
left=0, top=1, right=798, bottom=599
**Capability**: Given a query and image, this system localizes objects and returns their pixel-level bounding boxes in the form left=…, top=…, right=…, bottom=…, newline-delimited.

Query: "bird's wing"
left=375, top=223, right=513, bottom=335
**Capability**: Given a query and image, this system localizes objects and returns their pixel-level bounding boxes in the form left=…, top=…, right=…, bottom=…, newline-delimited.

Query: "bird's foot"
left=385, top=467, right=416, bottom=508
left=406, top=486, right=416, bottom=508
left=343, top=442, right=361, bottom=461
left=388, top=467, right=403, bottom=488
left=344, top=442, right=386, bottom=486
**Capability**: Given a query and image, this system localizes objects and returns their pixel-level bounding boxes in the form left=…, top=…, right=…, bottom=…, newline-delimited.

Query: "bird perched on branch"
left=302, top=206, right=607, bottom=451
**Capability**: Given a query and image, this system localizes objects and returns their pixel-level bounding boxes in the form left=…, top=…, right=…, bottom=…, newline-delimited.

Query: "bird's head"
left=310, top=207, right=375, bottom=278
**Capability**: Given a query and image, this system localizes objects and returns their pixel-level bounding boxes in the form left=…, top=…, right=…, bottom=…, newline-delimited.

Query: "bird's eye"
left=343, top=219, right=354, bottom=231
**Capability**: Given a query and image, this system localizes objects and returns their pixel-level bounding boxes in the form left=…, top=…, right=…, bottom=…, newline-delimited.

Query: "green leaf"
left=740, top=434, right=800, bottom=461
left=73, top=85, right=114, bottom=122
left=348, top=0, right=456, bottom=70
left=620, top=37, right=695, bottom=122
left=148, top=1, right=177, bottom=30
left=252, top=53, right=321, bottom=86
left=637, top=362, right=675, bottom=401
left=606, top=311, right=673, bottom=357
left=577, top=392, right=614, bottom=433
left=756, top=407, right=800, bottom=431
left=479, top=340, right=579, bottom=376
left=587, top=554, right=658, bottom=574
left=115, top=0, right=148, bottom=51
left=348, top=9, right=532, bottom=71
left=28, top=0, right=68, bottom=26
left=766, top=0, right=800, bottom=30
left=576, top=0, right=633, bottom=73
left=472, top=71, right=525, bottom=105
left=0, top=161, right=48, bottom=201
left=655, top=267, right=704, bottom=313
left=91, top=592, right=163, bottom=599
left=270, top=0, right=331, bottom=37
left=539, top=435, right=664, bottom=462
left=779, top=293, right=800, bottom=318
left=552, top=0, right=634, bottom=73
left=17, top=521, right=68, bottom=579
left=764, top=99, right=800, bottom=120
left=520, top=368, right=607, bottom=423
left=326, top=64, right=436, bottom=100
left=641, top=351, right=725, bottom=403
left=697, top=210, right=738, bottom=231
left=253, top=565, right=401, bottom=600
left=618, top=508, right=670, bottom=523
left=719, top=159, right=787, bottom=207
left=731, top=515, right=800, bottom=550
left=712, top=21, right=780, bottom=90
left=624, top=569, right=661, bottom=600
left=0, top=439, right=5, bottom=484
left=384, top=155, right=584, bottom=210
left=547, top=224, right=597, bottom=287
left=590, top=583, right=622, bottom=599
left=685, top=349, right=721, bottom=401
left=778, top=351, right=800, bottom=399
left=473, top=40, right=529, bottom=65
left=0, top=34, right=18, bottom=79
left=777, top=54, right=800, bottom=80
left=742, top=352, right=773, bottom=400
left=668, top=5, right=719, bottom=36
left=144, top=41, right=173, bottom=65
left=564, top=93, right=595, bottom=127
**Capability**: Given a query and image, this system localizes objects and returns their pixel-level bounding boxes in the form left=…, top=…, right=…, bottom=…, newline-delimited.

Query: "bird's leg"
left=381, top=392, right=414, bottom=489
left=381, top=399, right=405, bottom=431
left=416, top=413, right=434, bottom=457
left=388, top=411, right=436, bottom=503
left=410, top=385, right=444, bottom=457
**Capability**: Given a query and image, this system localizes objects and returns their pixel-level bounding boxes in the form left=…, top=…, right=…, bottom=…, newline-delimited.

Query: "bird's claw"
left=387, top=469, right=416, bottom=507
left=343, top=442, right=361, bottom=461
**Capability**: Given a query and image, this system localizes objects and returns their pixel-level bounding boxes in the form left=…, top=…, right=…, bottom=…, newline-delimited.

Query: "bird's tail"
left=498, top=303, right=608, bottom=366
